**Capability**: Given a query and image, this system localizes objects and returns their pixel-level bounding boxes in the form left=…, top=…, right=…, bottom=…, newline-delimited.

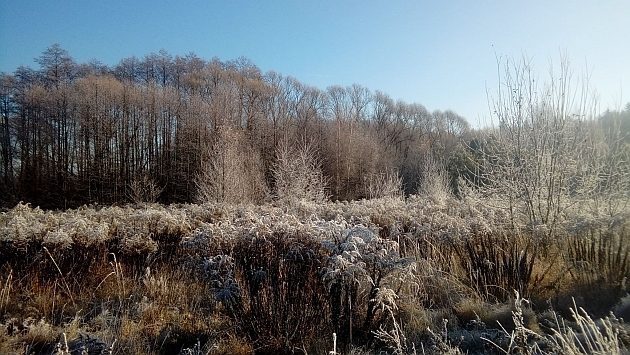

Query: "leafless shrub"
left=273, top=139, right=329, bottom=204
left=417, top=153, right=451, bottom=204
left=195, top=126, right=267, bottom=204
left=364, top=168, right=404, bottom=200
left=225, top=230, right=331, bottom=353
left=128, top=175, right=163, bottom=203
left=468, top=56, right=623, bottom=241
left=323, top=226, right=414, bottom=347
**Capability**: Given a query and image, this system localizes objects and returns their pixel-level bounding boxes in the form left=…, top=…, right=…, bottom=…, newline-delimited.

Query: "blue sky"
left=1, top=1, right=629, bottom=126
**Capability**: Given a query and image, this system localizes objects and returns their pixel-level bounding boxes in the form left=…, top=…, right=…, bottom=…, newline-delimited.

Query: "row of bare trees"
left=0, top=45, right=471, bottom=208
left=1, top=46, right=627, bottom=216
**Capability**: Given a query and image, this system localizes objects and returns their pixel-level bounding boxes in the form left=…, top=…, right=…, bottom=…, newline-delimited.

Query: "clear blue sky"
left=1, top=1, right=629, bottom=126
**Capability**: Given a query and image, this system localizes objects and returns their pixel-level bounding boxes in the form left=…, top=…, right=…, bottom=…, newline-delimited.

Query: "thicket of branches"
left=0, top=44, right=471, bottom=208
left=465, top=57, right=630, bottom=238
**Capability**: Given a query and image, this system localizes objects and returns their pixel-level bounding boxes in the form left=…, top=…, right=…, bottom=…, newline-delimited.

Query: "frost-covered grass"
left=0, top=197, right=628, bottom=354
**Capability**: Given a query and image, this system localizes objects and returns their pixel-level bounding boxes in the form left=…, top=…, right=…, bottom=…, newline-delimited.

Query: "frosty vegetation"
left=0, top=49, right=629, bottom=354
left=1, top=192, right=628, bottom=353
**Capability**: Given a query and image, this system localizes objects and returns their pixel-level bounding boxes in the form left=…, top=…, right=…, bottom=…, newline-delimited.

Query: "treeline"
left=0, top=44, right=471, bottom=208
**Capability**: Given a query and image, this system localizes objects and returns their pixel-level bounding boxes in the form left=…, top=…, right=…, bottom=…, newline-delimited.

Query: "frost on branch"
left=272, top=140, right=329, bottom=205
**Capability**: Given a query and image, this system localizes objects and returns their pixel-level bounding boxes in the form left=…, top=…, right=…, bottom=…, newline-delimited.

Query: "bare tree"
left=417, top=152, right=451, bottom=204
left=273, top=139, right=328, bottom=204
left=469, top=56, right=621, bottom=237
left=364, top=168, right=403, bottom=200
left=0, top=74, right=15, bottom=190
left=128, top=175, right=163, bottom=203
left=196, top=126, right=267, bottom=204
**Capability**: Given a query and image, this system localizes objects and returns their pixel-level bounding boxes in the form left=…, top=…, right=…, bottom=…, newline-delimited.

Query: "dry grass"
left=0, top=197, right=628, bottom=354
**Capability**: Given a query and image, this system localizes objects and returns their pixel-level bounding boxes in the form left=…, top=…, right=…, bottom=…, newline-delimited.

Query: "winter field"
left=1, top=47, right=629, bottom=354
left=0, top=194, right=628, bottom=354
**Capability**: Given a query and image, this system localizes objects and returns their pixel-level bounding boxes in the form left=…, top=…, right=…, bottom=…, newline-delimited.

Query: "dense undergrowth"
left=0, top=196, right=629, bottom=354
